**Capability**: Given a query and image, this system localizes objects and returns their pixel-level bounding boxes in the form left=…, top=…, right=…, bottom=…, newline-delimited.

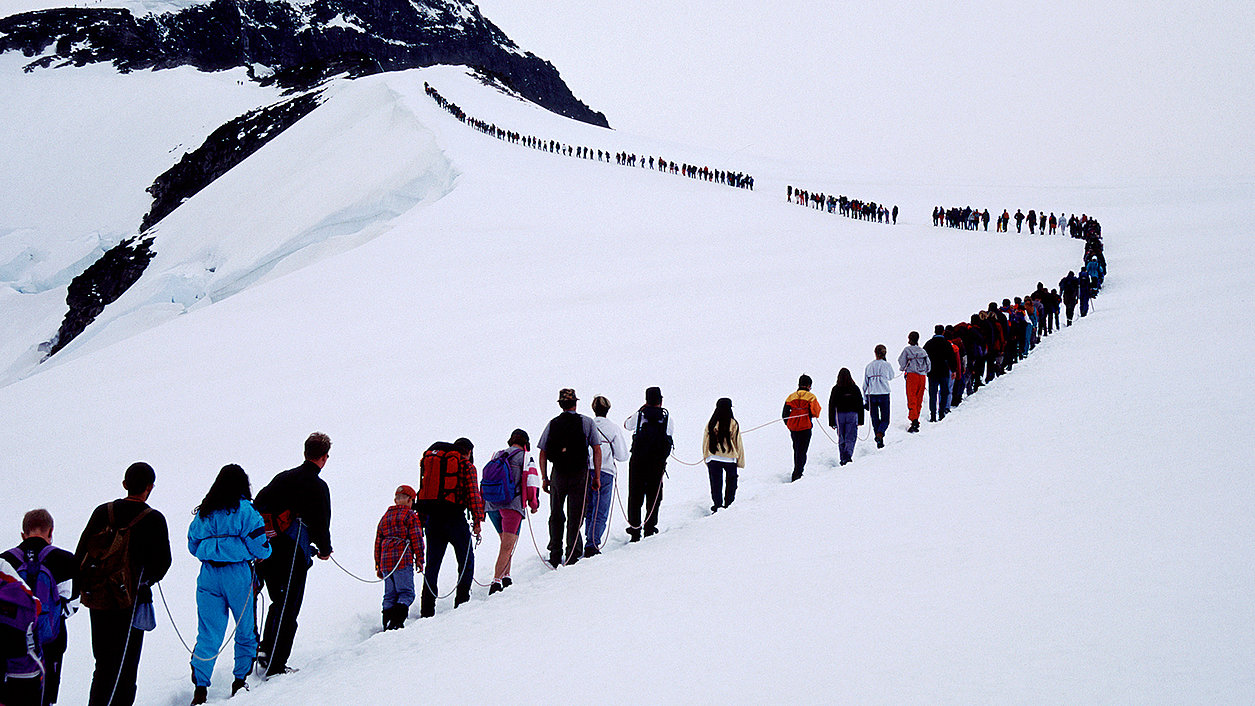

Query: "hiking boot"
left=711, top=504, right=720, bottom=513
left=231, top=679, right=249, bottom=697
left=626, top=529, right=640, bottom=543
left=929, top=414, right=936, bottom=423
left=584, top=545, right=600, bottom=557
left=489, top=581, right=503, bottom=595
left=191, top=686, right=208, bottom=705
left=262, top=666, right=298, bottom=681
left=908, top=421, right=920, bottom=433
left=501, top=577, right=512, bottom=589
left=875, top=434, right=884, bottom=449
left=454, top=592, right=470, bottom=608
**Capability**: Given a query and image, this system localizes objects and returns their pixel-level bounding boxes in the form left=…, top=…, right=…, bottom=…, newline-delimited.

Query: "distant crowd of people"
left=933, top=207, right=1104, bottom=240
left=787, top=186, right=898, bottom=224
left=423, top=82, right=754, bottom=191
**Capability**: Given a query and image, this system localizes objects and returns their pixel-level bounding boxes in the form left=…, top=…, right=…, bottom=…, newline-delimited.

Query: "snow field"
left=0, top=63, right=1250, bottom=704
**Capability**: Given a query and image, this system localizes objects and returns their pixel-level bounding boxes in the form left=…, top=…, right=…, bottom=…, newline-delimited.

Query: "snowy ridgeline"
left=1, top=61, right=1252, bottom=704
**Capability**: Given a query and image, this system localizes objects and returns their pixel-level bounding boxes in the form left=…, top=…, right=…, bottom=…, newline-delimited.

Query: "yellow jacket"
left=701, top=419, right=745, bottom=467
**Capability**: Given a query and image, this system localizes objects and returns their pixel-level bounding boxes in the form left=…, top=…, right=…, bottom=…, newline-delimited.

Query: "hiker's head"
left=123, top=462, right=156, bottom=499
left=305, top=432, right=332, bottom=466
left=21, top=509, right=53, bottom=541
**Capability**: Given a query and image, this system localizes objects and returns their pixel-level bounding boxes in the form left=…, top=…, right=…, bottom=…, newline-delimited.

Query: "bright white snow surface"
left=0, top=63, right=1252, bottom=705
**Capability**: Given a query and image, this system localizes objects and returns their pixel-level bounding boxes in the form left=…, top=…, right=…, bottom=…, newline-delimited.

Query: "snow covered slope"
left=0, top=61, right=1250, bottom=705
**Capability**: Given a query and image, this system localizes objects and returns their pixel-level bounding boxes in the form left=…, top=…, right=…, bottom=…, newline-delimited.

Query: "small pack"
left=480, top=448, right=521, bottom=505
left=4, top=546, right=61, bottom=647
left=77, top=503, right=153, bottom=611
left=544, top=414, right=587, bottom=473
left=0, top=571, right=38, bottom=663
left=631, top=407, right=672, bottom=457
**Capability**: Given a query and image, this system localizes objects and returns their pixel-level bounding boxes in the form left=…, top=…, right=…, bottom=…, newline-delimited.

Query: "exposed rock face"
left=143, top=91, right=323, bottom=231
left=0, top=0, right=608, bottom=127
left=49, top=235, right=155, bottom=355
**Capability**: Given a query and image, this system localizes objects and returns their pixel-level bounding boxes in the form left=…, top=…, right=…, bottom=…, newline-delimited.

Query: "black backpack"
left=544, top=413, right=587, bottom=473
left=631, top=407, right=672, bottom=460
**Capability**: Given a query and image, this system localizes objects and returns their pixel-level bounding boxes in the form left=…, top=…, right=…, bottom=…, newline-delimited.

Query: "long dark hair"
left=195, top=464, right=252, bottom=518
left=706, top=398, right=735, bottom=454
left=835, top=368, right=857, bottom=392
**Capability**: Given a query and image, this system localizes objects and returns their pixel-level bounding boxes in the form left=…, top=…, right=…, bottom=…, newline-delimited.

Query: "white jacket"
left=863, top=359, right=895, bottom=400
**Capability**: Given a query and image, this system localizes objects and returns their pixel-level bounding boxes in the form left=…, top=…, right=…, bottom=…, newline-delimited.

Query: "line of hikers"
left=992, top=209, right=1102, bottom=239
left=787, top=186, right=898, bottom=224
left=1, top=226, right=1107, bottom=706
left=934, top=206, right=990, bottom=230
left=423, top=82, right=755, bottom=190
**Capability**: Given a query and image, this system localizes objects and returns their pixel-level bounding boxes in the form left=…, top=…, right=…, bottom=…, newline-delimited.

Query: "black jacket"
left=923, top=335, right=953, bottom=377
left=74, top=499, right=171, bottom=603
left=255, top=461, right=333, bottom=556
left=828, top=385, right=865, bottom=427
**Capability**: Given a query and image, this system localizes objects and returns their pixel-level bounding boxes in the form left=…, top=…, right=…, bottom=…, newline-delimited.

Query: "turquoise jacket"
left=187, top=499, right=272, bottom=564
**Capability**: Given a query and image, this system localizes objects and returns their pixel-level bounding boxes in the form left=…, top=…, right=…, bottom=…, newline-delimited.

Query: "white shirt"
left=591, top=416, right=629, bottom=476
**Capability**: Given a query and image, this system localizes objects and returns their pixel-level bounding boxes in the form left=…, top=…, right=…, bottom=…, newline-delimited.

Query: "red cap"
left=395, top=485, right=417, bottom=499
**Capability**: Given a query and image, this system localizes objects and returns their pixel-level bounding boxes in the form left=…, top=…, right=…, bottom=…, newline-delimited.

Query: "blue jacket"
left=187, top=499, right=272, bottom=564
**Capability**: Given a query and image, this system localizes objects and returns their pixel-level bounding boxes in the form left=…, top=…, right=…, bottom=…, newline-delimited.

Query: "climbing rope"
left=329, top=540, right=411, bottom=584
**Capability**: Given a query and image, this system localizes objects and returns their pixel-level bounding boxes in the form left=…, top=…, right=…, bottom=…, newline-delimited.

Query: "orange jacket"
left=782, top=390, right=821, bottom=431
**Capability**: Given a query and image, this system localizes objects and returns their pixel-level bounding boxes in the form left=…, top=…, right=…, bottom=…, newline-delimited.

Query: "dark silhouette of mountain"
left=0, top=0, right=607, bottom=126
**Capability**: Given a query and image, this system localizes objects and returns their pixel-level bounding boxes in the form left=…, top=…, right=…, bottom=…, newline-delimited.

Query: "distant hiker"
left=415, top=437, right=482, bottom=614
left=783, top=375, right=822, bottom=480
left=898, top=333, right=930, bottom=433
left=1060, top=271, right=1079, bottom=325
left=254, top=433, right=333, bottom=679
left=1049, top=288, right=1062, bottom=331
left=702, top=398, right=745, bottom=512
left=827, top=369, right=865, bottom=466
left=585, top=398, right=628, bottom=557
left=373, top=485, right=423, bottom=627
left=539, top=389, right=601, bottom=561
left=483, top=430, right=538, bottom=592
left=2, top=509, right=77, bottom=706
left=863, top=344, right=895, bottom=448
left=982, top=209, right=990, bottom=231
left=1027, top=209, right=1037, bottom=234
left=1014, top=209, right=1025, bottom=233
left=891, top=205, right=899, bottom=224
left=624, top=387, right=674, bottom=540
left=75, top=462, right=171, bottom=706
left=1078, top=270, right=1093, bottom=317
left=187, top=464, right=271, bottom=704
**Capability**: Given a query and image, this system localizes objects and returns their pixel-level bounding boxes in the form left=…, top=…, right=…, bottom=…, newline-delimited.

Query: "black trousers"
left=86, top=608, right=145, bottom=706
left=627, top=455, right=666, bottom=536
left=790, top=429, right=812, bottom=480
left=707, top=461, right=738, bottom=507
left=547, top=470, right=589, bottom=563
left=420, top=504, right=474, bottom=614
left=259, top=540, right=309, bottom=675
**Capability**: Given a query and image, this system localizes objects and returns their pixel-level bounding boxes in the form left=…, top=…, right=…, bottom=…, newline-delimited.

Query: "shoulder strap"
left=123, top=507, right=154, bottom=531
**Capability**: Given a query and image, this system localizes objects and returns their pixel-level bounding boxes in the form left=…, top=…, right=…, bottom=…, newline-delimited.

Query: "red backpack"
left=418, top=443, right=463, bottom=504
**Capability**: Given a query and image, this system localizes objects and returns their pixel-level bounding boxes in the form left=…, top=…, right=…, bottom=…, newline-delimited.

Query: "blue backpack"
left=4, top=546, right=61, bottom=648
left=480, top=448, right=521, bottom=505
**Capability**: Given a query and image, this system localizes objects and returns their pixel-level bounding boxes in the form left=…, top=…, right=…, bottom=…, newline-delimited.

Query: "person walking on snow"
left=187, top=464, right=271, bottom=704
left=414, top=437, right=482, bottom=614
left=75, top=462, right=171, bottom=706
left=828, top=369, right=865, bottom=466
left=2, top=509, right=78, bottom=706
left=624, top=387, right=673, bottom=540
left=898, top=333, right=930, bottom=433
left=783, top=375, right=822, bottom=481
left=585, top=398, right=627, bottom=557
left=253, top=433, right=332, bottom=679
left=863, top=344, right=895, bottom=448
left=373, top=485, right=423, bottom=628
left=702, top=398, right=745, bottom=511
left=539, top=390, right=601, bottom=561
left=484, top=430, right=539, bottom=591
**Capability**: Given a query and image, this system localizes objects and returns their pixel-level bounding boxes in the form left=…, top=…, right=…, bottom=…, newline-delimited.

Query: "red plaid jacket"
left=374, top=505, right=424, bottom=576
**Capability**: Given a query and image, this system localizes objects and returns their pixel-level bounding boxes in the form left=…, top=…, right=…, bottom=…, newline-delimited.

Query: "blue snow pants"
left=192, top=561, right=257, bottom=686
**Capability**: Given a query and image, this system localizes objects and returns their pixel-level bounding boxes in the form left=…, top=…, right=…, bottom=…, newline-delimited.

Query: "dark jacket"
left=1060, top=274, right=1079, bottom=303
left=74, top=499, right=171, bottom=605
left=923, top=335, right=953, bottom=378
left=828, top=385, right=865, bottom=427
left=255, top=461, right=333, bottom=557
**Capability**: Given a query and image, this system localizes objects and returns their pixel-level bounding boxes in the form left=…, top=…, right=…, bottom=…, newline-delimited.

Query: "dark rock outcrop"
left=0, top=0, right=608, bottom=127
left=143, top=91, right=323, bottom=231
left=49, top=235, right=155, bottom=355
